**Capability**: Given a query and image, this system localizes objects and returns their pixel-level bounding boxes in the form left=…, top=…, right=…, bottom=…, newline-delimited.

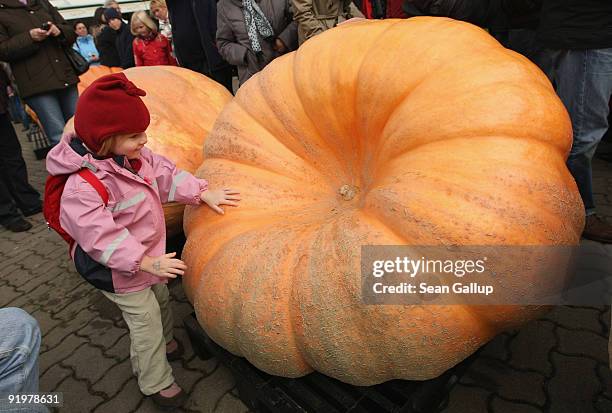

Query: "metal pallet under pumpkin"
left=184, top=313, right=479, bottom=413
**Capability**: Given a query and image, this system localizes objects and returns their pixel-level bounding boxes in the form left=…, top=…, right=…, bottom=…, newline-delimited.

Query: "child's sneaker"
left=150, top=382, right=187, bottom=410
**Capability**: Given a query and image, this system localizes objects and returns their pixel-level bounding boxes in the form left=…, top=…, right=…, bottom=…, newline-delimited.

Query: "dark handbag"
left=64, top=46, right=90, bottom=75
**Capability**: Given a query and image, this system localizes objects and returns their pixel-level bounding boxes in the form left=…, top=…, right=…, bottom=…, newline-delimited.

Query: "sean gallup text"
left=372, top=282, right=494, bottom=296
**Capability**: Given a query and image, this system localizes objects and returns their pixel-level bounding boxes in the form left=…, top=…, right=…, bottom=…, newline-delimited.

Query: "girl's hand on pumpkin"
left=200, top=188, right=241, bottom=215
left=140, top=253, right=187, bottom=278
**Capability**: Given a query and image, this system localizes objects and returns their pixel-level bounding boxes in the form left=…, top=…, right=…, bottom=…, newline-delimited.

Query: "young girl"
left=150, top=0, right=173, bottom=43
left=45, top=73, right=239, bottom=409
left=131, top=11, right=177, bottom=67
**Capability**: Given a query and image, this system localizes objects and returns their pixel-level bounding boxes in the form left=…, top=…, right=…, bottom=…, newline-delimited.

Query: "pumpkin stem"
left=339, top=184, right=359, bottom=201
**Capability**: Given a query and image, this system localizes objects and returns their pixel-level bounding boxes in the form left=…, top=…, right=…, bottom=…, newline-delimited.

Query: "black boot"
left=4, top=217, right=32, bottom=232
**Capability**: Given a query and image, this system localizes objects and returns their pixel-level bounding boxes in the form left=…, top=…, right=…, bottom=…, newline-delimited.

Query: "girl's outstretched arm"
left=143, top=148, right=208, bottom=205
left=143, top=148, right=241, bottom=214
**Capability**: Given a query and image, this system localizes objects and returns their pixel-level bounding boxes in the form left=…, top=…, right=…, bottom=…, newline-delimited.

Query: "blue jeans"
left=537, top=48, right=612, bottom=215
left=7, top=96, right=30, bottom=130
left=24, top=86, right=78, bottom=146
left=0, top=308, right=47, bottom=413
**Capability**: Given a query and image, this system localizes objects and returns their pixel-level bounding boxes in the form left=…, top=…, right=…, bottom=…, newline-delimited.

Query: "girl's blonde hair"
left=149, top=0, right=167, bottom=9
left=97, top=136, right=118, bottom=157
left=130, top=11, right=158, bottom=36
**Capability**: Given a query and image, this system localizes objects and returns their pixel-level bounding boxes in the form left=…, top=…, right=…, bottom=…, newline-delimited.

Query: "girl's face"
left=75, top=23, right=88, bottom=37
left=133, top=21, right=152, bottom=37
left=111, top=132, right=148, bottom=159
left=151, top=6, right=168, bottom=20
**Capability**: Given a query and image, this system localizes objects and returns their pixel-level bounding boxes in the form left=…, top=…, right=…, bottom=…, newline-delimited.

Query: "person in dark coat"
left=97, top=21, right=121, bottom=66
left=402, top=0, right=542, bottom=60
left=104, top=7, right=134, bottom=69
left=0, top=0, right=79, bottom=146
left=0, top=66, right=41, bottom=232
left=167, top=0, right=234, bottom=92
left=216, top=0, right=297, bottom=86
left=536, top=0, right=612, bottom=243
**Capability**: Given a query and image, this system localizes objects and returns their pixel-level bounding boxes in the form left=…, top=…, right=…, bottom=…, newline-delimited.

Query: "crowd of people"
left=0, top=0, right=607, bottom=238
left=0, top=0, right=366, bottom=236
left=0, top=0, right=611, bottom=411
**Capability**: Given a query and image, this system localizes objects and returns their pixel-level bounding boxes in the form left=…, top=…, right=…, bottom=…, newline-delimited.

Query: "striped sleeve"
left=147, top=151, right=208, bottom=205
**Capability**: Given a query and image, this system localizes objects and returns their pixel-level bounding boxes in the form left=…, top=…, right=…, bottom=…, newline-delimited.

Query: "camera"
left=41, top=22, right=50, bottom=31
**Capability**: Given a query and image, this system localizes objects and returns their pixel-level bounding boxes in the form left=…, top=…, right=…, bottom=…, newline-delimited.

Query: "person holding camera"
left=0, top=0, right=78, bottom=147
left=216, top=0, right=297, bottom=86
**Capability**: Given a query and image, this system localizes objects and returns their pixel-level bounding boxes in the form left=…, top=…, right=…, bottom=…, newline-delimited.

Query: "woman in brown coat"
left=216, top=0, right=298, bottom=86
left=291, top=0, right=354, bottom=44
left=0, top=0, right=78, bottom=146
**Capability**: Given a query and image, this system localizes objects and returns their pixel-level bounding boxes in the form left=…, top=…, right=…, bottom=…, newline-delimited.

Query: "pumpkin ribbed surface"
left=182, top=18, right=584, bottom=385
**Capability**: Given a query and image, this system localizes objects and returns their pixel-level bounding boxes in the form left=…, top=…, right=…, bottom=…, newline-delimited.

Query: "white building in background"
left=51, top=0, right=149, bottom=20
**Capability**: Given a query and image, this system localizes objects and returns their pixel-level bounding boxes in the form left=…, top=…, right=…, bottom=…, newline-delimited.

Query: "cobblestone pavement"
left=0, top=126, right=611, bottom=413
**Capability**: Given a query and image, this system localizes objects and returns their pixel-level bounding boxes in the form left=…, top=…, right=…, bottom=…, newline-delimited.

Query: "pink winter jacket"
left=46, top=136, right=208, bottom=294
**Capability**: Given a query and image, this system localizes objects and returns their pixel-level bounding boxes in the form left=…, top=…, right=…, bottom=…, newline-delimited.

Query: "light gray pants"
left=102, top=283, right=174, bottom=395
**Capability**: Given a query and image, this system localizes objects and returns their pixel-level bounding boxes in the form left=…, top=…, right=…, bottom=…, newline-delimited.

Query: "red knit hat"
left=74, top=73, right=150, bottom=153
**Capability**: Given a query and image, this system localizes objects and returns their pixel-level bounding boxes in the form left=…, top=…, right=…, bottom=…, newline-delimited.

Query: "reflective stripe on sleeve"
left=100, top=228, right=129, bottom=266
left=168, top=171, right=188, bottom=202
left=109, top=191, right=146, bottom=213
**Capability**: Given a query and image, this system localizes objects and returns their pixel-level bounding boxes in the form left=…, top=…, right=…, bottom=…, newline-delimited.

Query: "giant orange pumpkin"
left=66, top=66, right=232, bottom=236
left=77, top=65, right=123, bottom=94
left=182, top=18, right=584, bottom=385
